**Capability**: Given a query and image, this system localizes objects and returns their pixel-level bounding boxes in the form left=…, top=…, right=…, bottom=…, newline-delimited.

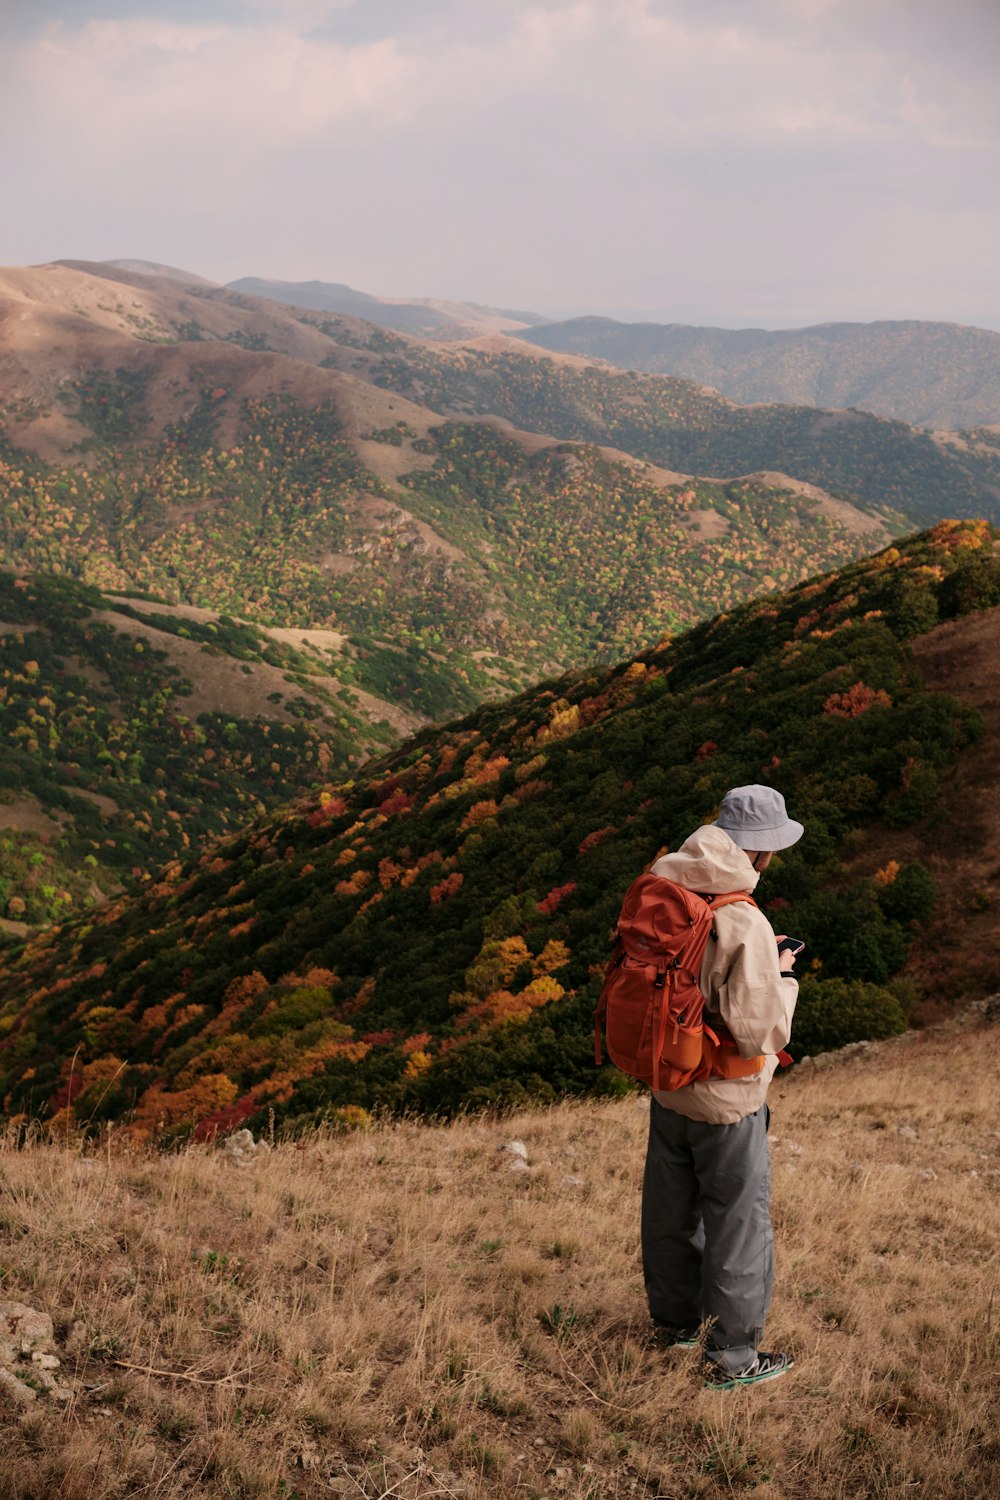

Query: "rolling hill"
left=517, top=316, right=1000, bottom=430
left=0, top=260, right=907, bottom=715
left=226, top=274, right=546, bottom=341
left=1, top=518, right=997, bottom=1142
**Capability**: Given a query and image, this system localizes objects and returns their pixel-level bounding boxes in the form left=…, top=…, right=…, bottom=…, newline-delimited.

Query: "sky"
left=3, top=0, right=999, bottom=328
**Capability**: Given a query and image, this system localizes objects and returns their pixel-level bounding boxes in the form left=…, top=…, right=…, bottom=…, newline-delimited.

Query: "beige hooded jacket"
left=648, top=824, right=798, bottom=1125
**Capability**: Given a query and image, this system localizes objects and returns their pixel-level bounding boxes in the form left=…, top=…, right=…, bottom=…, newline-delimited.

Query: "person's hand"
left=775, top=934, right=798, bottom=972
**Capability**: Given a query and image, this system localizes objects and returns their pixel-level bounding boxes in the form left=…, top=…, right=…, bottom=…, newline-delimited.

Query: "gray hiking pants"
left=641, top=1097, right=774, bottom=1373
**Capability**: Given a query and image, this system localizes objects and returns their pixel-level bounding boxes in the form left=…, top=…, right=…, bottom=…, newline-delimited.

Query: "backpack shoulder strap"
left=703, top=891, right=757, bottom=912
left=701, top=890, right=757, bottom=943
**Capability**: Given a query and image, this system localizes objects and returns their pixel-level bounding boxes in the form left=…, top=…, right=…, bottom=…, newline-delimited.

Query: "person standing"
left=641, top=785, right=803, bottom=1388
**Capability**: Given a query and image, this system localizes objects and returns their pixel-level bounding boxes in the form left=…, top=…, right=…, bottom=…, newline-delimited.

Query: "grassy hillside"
left=518, top=316, right=1000, bottom=430
left=0, top=569, right=407, bottom=933
left=0, top=1011, right=995, bottom=1499
left=1, top=520, right=998, bottom=1141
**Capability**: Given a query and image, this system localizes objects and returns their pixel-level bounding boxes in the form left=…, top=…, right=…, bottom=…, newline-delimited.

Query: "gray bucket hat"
left=714, top=784, right=803, bottom=852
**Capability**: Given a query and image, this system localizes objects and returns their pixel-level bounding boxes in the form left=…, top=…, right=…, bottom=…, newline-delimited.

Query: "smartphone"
left=777, top=936, right=805, bottom=956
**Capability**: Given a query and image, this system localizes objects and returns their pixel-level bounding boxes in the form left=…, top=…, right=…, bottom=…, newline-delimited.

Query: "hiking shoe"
left=703, top=1351, right=794, bottom=1389
left=651, top=1322, right=701, bottom=1350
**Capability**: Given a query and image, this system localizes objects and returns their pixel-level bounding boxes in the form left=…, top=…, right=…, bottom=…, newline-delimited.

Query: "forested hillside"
left=518, top=316, right=1000, bottom=430
left=1, top=519, right=997, bottom=1142
left=0, top=263, right=903, bottom=716
left=354, top=338, right=1000, bottom=527
left=0, top=571, right=404, bottom=932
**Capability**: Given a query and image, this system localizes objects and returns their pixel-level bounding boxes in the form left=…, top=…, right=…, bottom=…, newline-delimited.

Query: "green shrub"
left=876, top=862, right=935, bottom=926
left=790, top=976, right=907, bottom=1059
left=938, top=557, right=1000, bottom=618
left=887, top=578, right=939, bottom=638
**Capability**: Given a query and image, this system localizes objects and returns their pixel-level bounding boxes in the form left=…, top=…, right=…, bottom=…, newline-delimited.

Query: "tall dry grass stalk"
left=0, top=1012, right=996, bottom=1499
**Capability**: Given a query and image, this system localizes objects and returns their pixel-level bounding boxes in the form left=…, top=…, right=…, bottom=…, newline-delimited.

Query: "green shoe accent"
left=704, top=1351, right=794, bottom=1389
left=651, top=1322, right=701, bottom=1349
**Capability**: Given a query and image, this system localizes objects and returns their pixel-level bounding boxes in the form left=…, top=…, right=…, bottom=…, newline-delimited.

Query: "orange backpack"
left=593, top=873, right=771, bottom=1092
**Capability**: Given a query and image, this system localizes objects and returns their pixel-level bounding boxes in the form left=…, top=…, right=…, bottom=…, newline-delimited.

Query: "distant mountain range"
left=517, top=316, right=1000, bottom=430
left=0, top=259, right=910, bottom=677
left=105, top=264, right=1000, bottom=429
left=106, top=260, right=548, bottom=340
left=225, top=276, right=547, bottom=340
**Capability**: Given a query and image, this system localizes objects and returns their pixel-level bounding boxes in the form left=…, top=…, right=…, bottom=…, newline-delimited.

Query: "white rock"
left=0, top=1303, right=54, bottom=1361
left=32, top=1366, right=73, bottom=1400
left=0, top=1367, right=36, bottom=1404
left=561, top=1175, right=584, bottom=1188
left=31, top=1353, right=60, bottom=1370
left=499, top=1140, right=529, bottom=1161
left=224, top=1129, right=271, bottom=1168
left=508, top=1157, right=531, bottom=1174
left=897, top=1125, right=918, bottom=1141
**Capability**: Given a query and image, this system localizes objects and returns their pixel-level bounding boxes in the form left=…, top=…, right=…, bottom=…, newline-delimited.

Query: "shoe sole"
left=704, top=1359, right=794, bottom=1390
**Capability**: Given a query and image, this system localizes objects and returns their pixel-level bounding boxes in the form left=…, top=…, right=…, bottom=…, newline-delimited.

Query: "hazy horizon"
left=4, top=1, right=999, bottom=330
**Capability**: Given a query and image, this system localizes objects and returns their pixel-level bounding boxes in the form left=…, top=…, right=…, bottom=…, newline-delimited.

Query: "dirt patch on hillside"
left=471, top=413, right=558, bottom=455
left=91, top=607, right=407, bottom=736
left=0, top=795, right=65, bottom=841
left=352, top=437, right=437, bottom=488
left=90, top=610, right=323, bottom=724
left=69, top=786, right=121, bottom=817
left=345, top=494, right=466, bottom=564
left=847, top=604, right=1000, bottom=1015
left=678, top=508, right=731, bottom=539
left=318, top=552, right=359, bottom=577
left=735, top=472, right=891, bottom=541
left=309, top=678, right=425, bottom=739
left=256, top=624, right=347, bottom=654
left=105, top=598, right=348, bottom=656
left=595, top=449, right=691, bottom=487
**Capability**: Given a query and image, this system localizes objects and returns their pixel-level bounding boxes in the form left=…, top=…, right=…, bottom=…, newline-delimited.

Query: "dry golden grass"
left=0, top=1011, right=996, bottom=1500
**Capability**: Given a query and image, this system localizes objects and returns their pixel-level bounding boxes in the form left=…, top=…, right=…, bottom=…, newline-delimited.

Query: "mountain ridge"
left=517, top=315, right=1000, bottom=430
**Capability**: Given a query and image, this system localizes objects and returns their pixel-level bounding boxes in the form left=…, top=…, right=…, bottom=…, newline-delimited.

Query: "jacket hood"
left=650, top=824, right=759, bottom=896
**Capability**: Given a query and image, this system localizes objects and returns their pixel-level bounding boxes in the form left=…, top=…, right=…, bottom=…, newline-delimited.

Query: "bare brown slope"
left=0, top=266, right=439, bottom=464
left=848, top=602, right=1000, bottom=1013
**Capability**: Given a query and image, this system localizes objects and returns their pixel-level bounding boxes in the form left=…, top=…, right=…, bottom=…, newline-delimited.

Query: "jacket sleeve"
left=708, top=903, right=798, bottom=1058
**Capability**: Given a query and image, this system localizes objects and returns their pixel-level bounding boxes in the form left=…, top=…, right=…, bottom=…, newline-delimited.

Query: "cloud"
left=2, top=0, right=997, bottom=323
left=16, top=16, right=414, bottom=156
